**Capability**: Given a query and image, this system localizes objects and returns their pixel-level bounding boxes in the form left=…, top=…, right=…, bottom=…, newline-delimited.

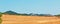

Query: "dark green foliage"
left=18, top=13, right=30, bottom=16
left=55, top=14, right=60, bottom=16
left=54, top=14, right=60, bottom=18
left=28, top=13, right=52, bottom=16
left=38, top=14, right=52, bottom=16
left=0, top=12, right=2, bottom=17
left=2, top=11, right=53, bottom=16
left=0, top=14, right=2, bottom=17
left=3, top=11, right=30, bottom=15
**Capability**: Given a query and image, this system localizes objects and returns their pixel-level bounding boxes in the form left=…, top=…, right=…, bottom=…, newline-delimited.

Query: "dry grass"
left=1, top=15, right=60, bottom=24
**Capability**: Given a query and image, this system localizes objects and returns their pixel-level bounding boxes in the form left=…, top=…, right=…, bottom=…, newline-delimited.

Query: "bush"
left=0, top=12, right=2, bottom=17
left=0, top=14, right=2, bottom=17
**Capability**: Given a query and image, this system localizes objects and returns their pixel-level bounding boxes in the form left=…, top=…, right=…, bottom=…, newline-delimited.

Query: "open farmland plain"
left=1, top=15, right=60, bottom=24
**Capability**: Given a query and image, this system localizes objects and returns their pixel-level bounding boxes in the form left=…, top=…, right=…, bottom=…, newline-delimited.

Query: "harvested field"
left=1, top=15, right=60, bottom=24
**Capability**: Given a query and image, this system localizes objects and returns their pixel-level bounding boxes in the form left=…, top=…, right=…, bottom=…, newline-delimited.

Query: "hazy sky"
left=0, top=0, right=60, bottom=15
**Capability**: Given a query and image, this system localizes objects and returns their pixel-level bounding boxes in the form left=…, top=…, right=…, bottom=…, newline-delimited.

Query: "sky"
left=0, top=0, right=60, bottom=15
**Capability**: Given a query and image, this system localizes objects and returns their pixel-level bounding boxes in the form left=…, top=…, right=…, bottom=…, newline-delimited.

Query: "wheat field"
left=1, top=15, right=60, bottom=24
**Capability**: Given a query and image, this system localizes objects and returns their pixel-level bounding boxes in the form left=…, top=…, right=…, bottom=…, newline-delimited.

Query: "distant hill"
left=3, top=11, right=18, bottom=15
left=2, top=10, right=53, bottom=16
left=3, top=11, right=29, bottom=15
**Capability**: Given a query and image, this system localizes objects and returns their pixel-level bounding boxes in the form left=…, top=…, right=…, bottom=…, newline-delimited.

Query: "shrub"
left=0, top=12, right=2, bottom=17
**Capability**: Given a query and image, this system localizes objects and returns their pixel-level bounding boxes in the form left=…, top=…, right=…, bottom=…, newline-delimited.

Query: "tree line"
left=0, top=11, right=60, bottom=16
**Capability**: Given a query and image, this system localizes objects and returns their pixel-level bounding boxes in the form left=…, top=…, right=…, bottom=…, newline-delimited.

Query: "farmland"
left=1, top=15, right=60, bottom=24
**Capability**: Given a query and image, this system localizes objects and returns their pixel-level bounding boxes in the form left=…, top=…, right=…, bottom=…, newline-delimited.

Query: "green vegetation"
left=0, top=12, right=2, bottom=24
left=55, top=14, right=60, bottom=16
left=54, top=14, right=60, bottom=18
left=0, top=12, right=2, bottom=17
left=3, top=11, right=53, bottom=16
left=1, top=10, right=60, bottom=16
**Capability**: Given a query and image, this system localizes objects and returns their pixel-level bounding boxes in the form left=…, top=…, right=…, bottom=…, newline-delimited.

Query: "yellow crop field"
left=1, top=15, right=60, bottom=24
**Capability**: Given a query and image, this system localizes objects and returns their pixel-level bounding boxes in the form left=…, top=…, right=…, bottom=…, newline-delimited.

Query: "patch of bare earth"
left=1, top=15, right=60, bottom=24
